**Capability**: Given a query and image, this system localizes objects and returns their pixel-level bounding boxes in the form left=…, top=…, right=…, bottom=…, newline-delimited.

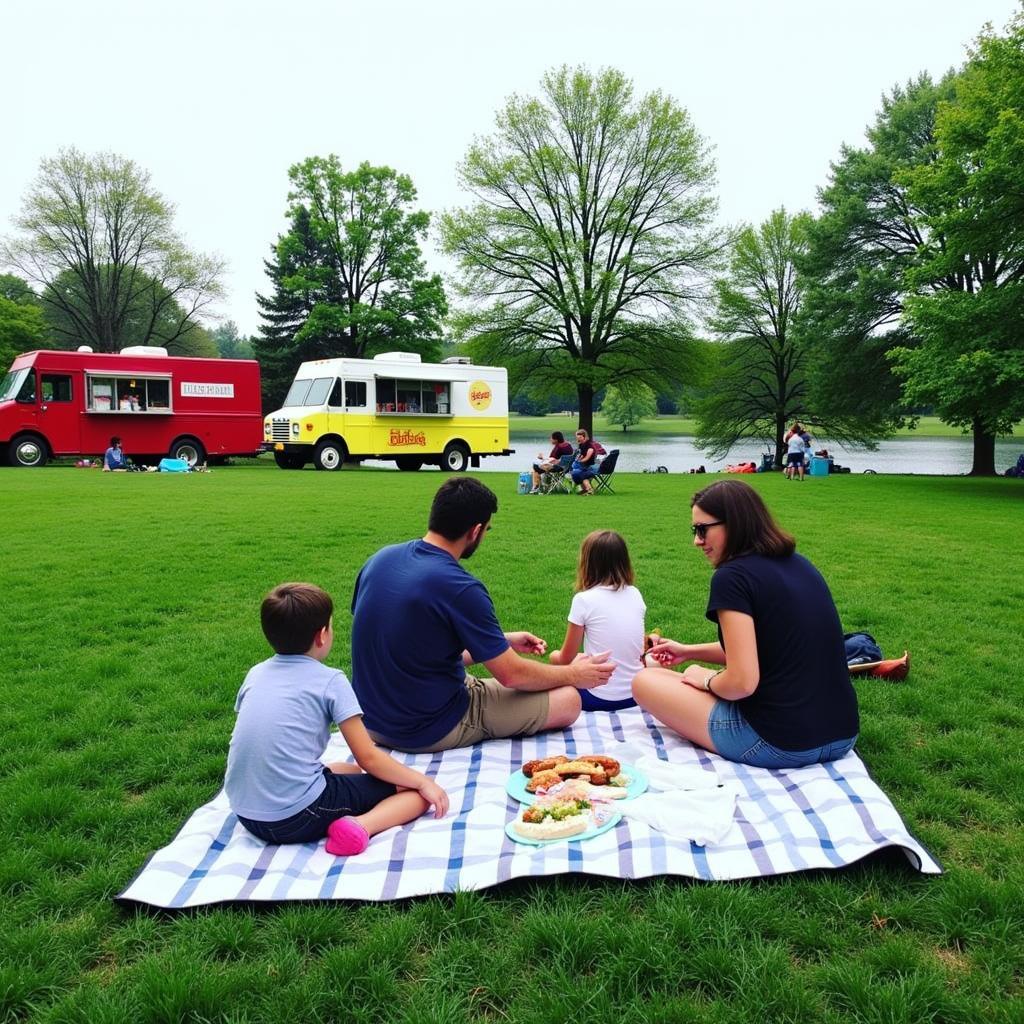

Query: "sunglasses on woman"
left=691, top=520, right=724, bottom=539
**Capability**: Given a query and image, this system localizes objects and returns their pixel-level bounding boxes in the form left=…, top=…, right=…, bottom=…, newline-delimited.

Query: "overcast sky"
left=3, top=0, right=1020, bottom=337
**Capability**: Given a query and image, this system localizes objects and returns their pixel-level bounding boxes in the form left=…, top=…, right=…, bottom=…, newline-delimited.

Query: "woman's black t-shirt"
left=707, top=552, right=858, bottom=751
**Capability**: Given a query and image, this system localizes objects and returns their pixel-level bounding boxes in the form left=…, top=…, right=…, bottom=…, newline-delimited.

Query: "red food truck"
left=0, top=346, right=263, bottom=467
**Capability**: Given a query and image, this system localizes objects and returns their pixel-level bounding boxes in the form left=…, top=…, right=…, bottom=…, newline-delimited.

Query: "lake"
left=490, top=432, right=1024, bottom=476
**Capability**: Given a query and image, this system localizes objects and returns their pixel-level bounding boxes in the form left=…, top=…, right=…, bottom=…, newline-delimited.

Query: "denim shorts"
left=707, top=700, right=856, bottom=769
left=236, top=767, right=397, bottom=844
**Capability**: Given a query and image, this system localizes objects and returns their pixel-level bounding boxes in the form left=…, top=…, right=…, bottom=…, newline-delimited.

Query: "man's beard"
left=460, top=536, right=480, bottom=560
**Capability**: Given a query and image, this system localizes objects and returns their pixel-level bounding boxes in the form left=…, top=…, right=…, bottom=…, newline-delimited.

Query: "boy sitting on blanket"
left=224, top=582, right=448, bottom=856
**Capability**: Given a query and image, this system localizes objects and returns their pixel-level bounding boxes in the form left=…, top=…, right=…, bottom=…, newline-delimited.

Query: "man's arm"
left=482, top=647, right=613, bottom=693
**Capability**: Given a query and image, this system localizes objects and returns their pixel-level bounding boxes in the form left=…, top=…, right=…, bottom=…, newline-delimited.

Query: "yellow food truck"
left=262, top=353, right=513, bottom=471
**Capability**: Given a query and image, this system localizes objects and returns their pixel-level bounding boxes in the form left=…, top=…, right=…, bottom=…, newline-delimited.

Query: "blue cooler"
left=517, top=472, right=532, bottom=494
left=810, top=456, right=830, bottom=477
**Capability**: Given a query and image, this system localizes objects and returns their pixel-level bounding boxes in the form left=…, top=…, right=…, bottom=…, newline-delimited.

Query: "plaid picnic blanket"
left=117, top=709, right=940, bottom=909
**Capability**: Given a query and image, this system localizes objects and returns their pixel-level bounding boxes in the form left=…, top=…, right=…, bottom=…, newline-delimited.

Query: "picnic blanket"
left=117, top=709, right=940, bottom=909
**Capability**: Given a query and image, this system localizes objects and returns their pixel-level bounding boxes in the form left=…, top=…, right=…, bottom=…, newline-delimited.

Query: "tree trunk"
left=577, top=383, right=594, bottom=436
left=968, top=417, right=997, bottom=476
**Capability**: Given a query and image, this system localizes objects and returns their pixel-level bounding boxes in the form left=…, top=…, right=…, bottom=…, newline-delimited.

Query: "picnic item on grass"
left=508, top=760, right=648, bottom=805
left=117, top=709, right=941, bottom=908
left=620, top=788, right=739, bottom=846
left=847, top=651, right=911, bottom=681
left=507, top=783, right=622, bottom=845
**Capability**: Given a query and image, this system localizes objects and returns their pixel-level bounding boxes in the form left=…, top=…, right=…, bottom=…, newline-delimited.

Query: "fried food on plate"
left=525, top=768, right=564, bottom=793
left=521, top=755, right=569, bottom=778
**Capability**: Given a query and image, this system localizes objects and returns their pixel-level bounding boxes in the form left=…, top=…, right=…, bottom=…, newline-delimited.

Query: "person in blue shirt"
left=634, top=480, right=859, bottom=769
left=103, top=436, right=127, bottom=472
left=350, top=477, right=614, bottom=752
left=225, top=582, right=448, bottom=856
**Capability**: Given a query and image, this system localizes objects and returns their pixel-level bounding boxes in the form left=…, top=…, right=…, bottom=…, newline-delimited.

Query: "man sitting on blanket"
left=350, top=477, right=614, bottom=752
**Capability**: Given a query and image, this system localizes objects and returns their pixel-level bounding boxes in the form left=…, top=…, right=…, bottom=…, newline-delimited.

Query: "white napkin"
left=621, top=787, right=738, bottom=846
left=636, top=754, right=722, bottom=792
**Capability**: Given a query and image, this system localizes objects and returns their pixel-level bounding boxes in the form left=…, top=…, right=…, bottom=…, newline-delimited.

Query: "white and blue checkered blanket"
left=117, top=709, right=940, bottom=908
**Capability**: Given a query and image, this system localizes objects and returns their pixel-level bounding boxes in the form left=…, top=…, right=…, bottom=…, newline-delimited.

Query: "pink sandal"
left=325, top=817, right=370, bottom=856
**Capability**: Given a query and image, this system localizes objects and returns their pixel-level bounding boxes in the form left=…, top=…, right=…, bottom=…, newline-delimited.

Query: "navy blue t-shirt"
left=350, top=540, right=510, bottom=747
left=707, top=552, right=858, bottom=751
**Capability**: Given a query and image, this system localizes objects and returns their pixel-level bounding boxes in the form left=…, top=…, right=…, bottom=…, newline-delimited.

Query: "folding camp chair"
left=592, top=449, right=620, bottom=494
left=539, top=454, right=575, bottom=494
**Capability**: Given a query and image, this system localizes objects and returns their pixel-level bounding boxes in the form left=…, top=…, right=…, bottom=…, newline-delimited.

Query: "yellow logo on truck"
left=468, top=381, right=492, bottom=411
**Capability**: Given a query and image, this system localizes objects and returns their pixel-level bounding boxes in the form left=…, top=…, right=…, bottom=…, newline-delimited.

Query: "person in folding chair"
left=570, top=428, right=602, bottom=495
left=538, top=453, right=576, bottom=494
left=592, top=449, right=620, bottom=494
left=529, top=430, right=574, bottom=493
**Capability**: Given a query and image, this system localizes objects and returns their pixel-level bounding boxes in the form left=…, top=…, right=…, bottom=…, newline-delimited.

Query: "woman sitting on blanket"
left=634, top=480, right=858, bottom=768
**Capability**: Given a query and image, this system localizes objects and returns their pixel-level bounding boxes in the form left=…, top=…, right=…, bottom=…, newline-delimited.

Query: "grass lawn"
left=2, top=466, right=1023, bottom=1022
left=511, top=413, right=1020, bottom=440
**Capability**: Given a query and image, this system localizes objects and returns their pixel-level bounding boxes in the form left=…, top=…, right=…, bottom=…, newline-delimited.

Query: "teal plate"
left=504, top=808, right=622, bottom=847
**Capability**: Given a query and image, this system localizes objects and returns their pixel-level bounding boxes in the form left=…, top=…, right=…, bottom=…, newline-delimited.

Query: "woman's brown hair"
left=690, top=480, right=795, bottom=562
left=576, top=530, right=635, bottom=591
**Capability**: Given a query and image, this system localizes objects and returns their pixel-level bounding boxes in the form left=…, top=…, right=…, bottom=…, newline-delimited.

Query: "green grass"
left=511, top=413, right=1020, bottom=439
left=2, top=466, right=1023, bottom=1022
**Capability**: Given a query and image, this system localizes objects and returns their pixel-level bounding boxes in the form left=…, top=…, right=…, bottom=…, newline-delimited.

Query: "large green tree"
left=280, top=157, right=446, bottom=358
left=441, top=66, right=723, bottom=434
left=798, top=74, right=958, bottom=439
left=696, top=210, right=810, bottom=464
left=253, top=206, right=348, bottom=410
left=2, top=148, right=223, bottom=353
left=892, top=19, right=1024, bottom=474
left=601, top=381, right=657, bottom=432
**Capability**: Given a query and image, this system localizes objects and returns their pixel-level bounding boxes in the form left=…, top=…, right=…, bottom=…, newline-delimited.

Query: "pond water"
left=485, top=432, right=1024, bottom=476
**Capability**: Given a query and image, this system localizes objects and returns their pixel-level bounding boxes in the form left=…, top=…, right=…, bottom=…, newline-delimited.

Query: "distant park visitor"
left=103, top=436, right=127, bottom=472
left=634, top=480, right=859, bottom=768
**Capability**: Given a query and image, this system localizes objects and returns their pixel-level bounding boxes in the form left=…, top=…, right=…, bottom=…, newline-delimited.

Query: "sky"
left=3, top=0, right=1021, bottom=337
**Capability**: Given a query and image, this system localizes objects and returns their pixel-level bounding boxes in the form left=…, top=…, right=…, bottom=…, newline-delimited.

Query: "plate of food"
left=505, top=782, right=622, bottom=846
left=506, top=753, right=648, bottom=806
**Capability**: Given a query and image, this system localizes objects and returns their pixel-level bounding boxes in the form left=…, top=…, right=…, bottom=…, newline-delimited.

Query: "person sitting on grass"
left=224, top=582, right=448, bottom=857
left=103, top=436, right=128, bottom=472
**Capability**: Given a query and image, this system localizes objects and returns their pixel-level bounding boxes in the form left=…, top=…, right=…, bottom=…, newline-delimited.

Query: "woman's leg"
left=632, top=667, right=719, bottom=752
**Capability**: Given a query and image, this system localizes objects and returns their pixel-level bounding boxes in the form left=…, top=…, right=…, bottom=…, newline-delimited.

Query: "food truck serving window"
left=375, top=377, right=450, bottom=414
left=86, top=374, right=172, bottom=413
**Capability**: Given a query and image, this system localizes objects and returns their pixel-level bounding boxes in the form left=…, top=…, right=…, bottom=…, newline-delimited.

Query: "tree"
left=211, top=321, right=254, bottom=360
left=602, top=381, right=657, bottom=431
left=695, top=210, right=807, bottom=463
left=280, top=157, right=446, bottom=358
left=797, top=74, right=959, bottom=445
left=2, top=148, right=223, bottom=353
left=891, top=19, right=1024, bottom=474
left=441, top=66, right=723, bottom=434
left=254, top=206, right=343, bottom=410
left=0, top=275, right=50, bottom=370
left=40, top=267, right=218, bottom=357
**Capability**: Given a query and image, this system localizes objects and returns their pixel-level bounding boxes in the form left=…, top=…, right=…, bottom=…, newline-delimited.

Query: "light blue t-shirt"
left=224, top=654, right=362, bottom=821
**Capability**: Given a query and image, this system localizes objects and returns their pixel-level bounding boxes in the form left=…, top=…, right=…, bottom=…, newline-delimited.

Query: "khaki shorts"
left=374, top=676, right=550, bottom=753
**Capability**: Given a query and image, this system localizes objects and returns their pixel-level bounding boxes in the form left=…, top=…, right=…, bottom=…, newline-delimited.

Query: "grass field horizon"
left=1, top=467, right=1022, bottom=1022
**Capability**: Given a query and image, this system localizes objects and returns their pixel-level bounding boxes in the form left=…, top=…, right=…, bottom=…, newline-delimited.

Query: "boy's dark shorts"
left=236, top=767, right=397, bottom=844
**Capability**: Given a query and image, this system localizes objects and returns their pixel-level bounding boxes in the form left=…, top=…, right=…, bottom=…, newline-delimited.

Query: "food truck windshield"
left=0, top=367, right=30, bottom=402
left=283, top=377, right=335, bottom=407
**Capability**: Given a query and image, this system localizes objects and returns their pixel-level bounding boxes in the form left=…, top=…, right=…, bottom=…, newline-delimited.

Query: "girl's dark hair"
left=551, top=431, right=565, bottom=443
left=110, top=436, right=121, bottom=446
left=261, top=582, right=333, bottom=654
left=576, top=530, right=635, bottom=591
left=690, top=480, right=795, bottom=562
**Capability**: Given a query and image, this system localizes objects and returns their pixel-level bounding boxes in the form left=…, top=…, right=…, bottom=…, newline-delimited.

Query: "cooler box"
left=517, top=472, right=532, bottom=494
left=810, top=456, right=830, bottom=477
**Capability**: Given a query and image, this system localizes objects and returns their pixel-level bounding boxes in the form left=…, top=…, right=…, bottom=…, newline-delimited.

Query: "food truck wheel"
left=274, top=451, right=307, bottom=470
left=396, top=456, right=423, bottom=472
left=442, top=442, right=470, bottom=473
left=170, top=437, right=206, bottom=467
left=10, top=433, right=49, bottom=468
left=314, top=438, right=346, bottom=471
